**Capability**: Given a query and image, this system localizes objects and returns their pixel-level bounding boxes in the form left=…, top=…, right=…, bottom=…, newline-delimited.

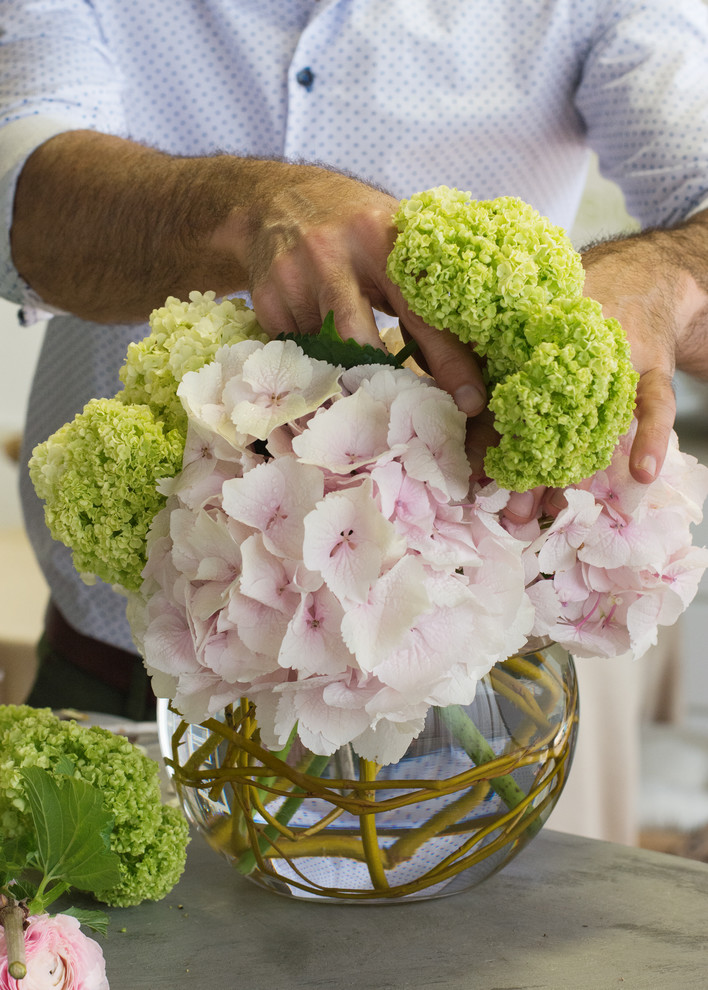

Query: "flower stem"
left=28, top=879, right=71, bottom=915
left=385, top=779, right=489, bottom=866
left=437, top=705, right=542, bottom=835
left=359, top=758, right=389, bottom=891
left=234, top=753, right=331, bottom=875
left=0, top=898, right=28, bottom=981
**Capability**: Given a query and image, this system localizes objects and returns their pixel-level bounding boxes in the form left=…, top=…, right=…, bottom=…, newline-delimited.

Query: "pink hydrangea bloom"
left=528, top=421, right=708, bottom=659
left=129, top=335, right=708, bottom=764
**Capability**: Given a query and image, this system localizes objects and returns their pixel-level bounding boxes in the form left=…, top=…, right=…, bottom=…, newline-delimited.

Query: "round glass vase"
left=158, top=642, right=578, bottom=903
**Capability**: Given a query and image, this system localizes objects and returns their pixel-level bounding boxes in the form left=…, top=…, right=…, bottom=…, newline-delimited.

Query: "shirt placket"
left=283, top=0, right=343, bottom=158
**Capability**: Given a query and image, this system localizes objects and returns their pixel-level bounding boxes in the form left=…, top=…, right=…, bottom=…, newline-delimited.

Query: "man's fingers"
left=466, top=411, right=498, bottom=479
left=398, top=313, right=487, bottom=416
left=319, top=280, right=387, bottom=350
left=378, top=279, right=488, bottom=414
left=505, top=486, right=547, bottom=523
left=250, top=282, right=301, bottom=337
left=629, top=367, right=676, bottom=482
left=541, top=488, right=567, bottom=518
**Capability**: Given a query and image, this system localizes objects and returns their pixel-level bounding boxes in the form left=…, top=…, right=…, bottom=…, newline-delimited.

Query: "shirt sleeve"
left=0, top=0, right=128, bottom=314
left=575, top=0, right=708, bottom=230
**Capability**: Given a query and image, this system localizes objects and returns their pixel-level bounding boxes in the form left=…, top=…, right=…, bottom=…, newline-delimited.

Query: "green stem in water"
left=253, top=723, right=299, bottom=804
left=437, top=705, right=542, bottom=835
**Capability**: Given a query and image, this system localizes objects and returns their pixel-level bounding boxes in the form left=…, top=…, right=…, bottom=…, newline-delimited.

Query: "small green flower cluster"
left=29, top=398, right=183, bottom=592
left=387, top=186, right=638, bottom=491
left=30, top=291, right=266, bottom=591
left=0, top=705, right=189, bottom=907
left=118, top=290, right=268, bottom=433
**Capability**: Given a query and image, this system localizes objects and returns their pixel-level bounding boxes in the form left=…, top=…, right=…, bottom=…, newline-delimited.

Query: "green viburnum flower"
left=486, top=297, right=637, bottom=490
left=387, top=186, right=638, bottom=491
left=0, top=705, right=189, bottom=907
left=117, top=289, right=268, bottom=433
left=29, top=397, right=184, bottom=592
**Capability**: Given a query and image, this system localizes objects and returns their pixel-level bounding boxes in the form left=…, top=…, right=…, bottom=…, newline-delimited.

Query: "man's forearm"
left=9, top=129, right=488, bottom=412
left=11, top=131, right=237, bottom=320
left=10, top=130, right=370, bottom=323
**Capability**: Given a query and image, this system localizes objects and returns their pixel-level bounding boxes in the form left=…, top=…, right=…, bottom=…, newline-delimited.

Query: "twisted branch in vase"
left=167, top=650, right=577, bottom=898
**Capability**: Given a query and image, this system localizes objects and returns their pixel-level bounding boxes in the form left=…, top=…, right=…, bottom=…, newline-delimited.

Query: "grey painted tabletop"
left=97, top=828, right=708, bottom=990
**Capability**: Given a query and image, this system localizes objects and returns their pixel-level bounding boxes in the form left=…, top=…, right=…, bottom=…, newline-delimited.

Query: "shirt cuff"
left=687, top=196, right=708, bottom=219
left=0, top=115, right=84, bottom=322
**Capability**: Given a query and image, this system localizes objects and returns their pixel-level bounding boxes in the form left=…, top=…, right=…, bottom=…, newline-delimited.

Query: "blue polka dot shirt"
left=0, top=0, right=707, bottom=649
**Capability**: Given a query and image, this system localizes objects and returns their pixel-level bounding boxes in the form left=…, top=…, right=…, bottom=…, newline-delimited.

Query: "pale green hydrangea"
left=387, top=186, right=585, bottom=347
left=30, top=292, right=265, bottom=591
left=387, top=186, right=638, bottom=490
left=0, top=705, right=189, bottom=907
left=486, top=298, right=637, bottom=490
left=29, top=397, right=184, bottom=591
left=118, top=290, right=268, bottom=432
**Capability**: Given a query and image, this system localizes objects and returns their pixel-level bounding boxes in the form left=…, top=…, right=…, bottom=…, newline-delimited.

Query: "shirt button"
left=296, top=67, right=315, bottom=91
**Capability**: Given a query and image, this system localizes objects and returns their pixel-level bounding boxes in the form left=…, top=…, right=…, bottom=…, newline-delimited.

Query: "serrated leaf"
left=20, top=768, right=122, bottom=894
left=278, top=310, right=417, bottom=370
left=60, top=906, right=110, bottom=935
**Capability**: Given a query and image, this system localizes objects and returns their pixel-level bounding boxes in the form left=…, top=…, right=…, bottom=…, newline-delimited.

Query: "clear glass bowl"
left=158, top=642, right=578, bottom=903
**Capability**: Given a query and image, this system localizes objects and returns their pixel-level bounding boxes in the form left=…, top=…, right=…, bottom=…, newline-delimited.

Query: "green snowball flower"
left=29, top=397, right=184, bottom=591
left=0, top=705, right=189, bottom=907
left=387, top=186, right=638, bottom=490
left=117, top=289, right=268, bottom=433
left=486, top=299, right=637, bottom=490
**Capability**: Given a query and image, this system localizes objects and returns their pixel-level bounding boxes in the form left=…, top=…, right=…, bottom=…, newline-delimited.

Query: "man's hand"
left=582, top=239, right=678, bottom=486
left=212, top=163, right=488, bottom=416
left=498, top=211, right=708, bottom=524
left=11, top=132, right=487, bottom=417
left=582, top=212, right=708, bottom=483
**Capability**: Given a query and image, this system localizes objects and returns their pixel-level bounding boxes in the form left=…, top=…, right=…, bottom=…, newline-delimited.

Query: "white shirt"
left=1, top=0, right=707, bottom=649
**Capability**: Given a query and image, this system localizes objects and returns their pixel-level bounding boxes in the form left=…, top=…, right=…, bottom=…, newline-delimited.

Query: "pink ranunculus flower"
left=0, top=913, right=109, bottom=990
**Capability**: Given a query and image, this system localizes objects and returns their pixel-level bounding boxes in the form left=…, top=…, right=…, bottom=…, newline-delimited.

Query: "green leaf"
left=0, top=834, right=33, bottom=886
left=1, top=877, right=39, bottom=902
left=60, top=906, right=110, bottom=936
left=54, top=755, right=76, bottom=777
left=319, top=309, right=339, bottom=344
left=20, top=768, right=123, bottom=894
left=278, top=310, right=418, bottom=370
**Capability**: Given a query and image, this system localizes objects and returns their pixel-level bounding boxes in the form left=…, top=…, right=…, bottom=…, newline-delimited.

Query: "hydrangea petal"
left=222, top=456, right=324, bottom=559
left=238, top=533, right=300, bottom=615
left=292, top=387, right=395, bottom=472
left=279, top=586, right=353, bottom=675
left=341, top=556, right=431, bottom=670
left=224, top=339, right=342, bottom=439
left=303, top=481, right=406, bottom=603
